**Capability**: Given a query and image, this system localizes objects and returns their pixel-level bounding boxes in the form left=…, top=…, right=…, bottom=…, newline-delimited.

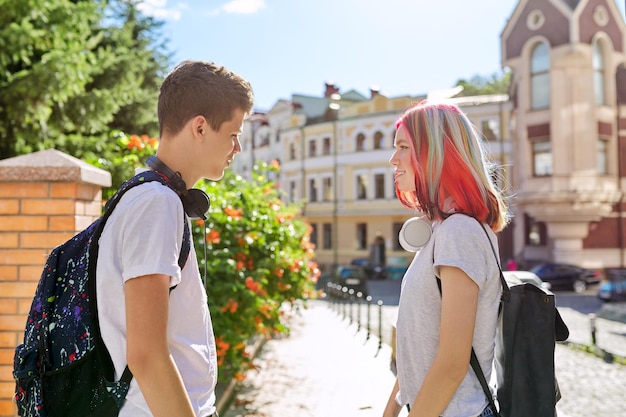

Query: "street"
left=349, top=279, right=626, bottom=417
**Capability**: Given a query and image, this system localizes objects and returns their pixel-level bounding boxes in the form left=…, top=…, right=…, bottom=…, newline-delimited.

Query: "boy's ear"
left=192, top=115, right=207, bottom=138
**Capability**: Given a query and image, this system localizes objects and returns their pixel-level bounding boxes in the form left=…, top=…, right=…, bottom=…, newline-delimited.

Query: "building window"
left=289, top=143, right=296, bottom=160
left=308, top=139, right=317, bottom=157
left=525, top=214, right=547, bottom=246
left=392, top=222, right=403, bottom=251
left=374, top=131, right=384, bottom=149
left=289, top=180, right=296, bottom=202
left=356, top=223, right=367, bottom=250
left=310, top=223, right=318, bottom=248
left=374, top=174, right=385, bottom=199
left=480, top=118, right=500, bottom=141
left=357, top=175, right=367, bottom=200
left=309, top=179, right=318, bottom=202
left=598, top=139, right=608, bottom=175
left=356, top=133, right=366, bottom=151
left=323, top=177, right=333, bottom=201
left=530, top=42, right=550, bottom=110
left=323, top=223, right=332, bottom=249
left=593, top=41, right=606, bottom=105
left=532, top=140, right=552, bottom=176
left=323, top=137, right=331, bottom=155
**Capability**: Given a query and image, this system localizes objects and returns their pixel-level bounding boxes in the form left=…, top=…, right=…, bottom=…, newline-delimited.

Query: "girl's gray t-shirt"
left=395, top=214, right=501, bottom=417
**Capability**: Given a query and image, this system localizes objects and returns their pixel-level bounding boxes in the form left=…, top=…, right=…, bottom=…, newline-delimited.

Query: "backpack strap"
left=433, top=217, right=502, bottom=417
left=88, top=170, right=193, bottom=386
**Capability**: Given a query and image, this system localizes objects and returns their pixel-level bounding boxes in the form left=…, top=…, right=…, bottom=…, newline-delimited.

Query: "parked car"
left=332, top=265, right=368, bottom=297
left=530, top=262, right=600, bottom=293
left=350, top=258, right=388, bottom=280
left=502, top=270, right=551, bottom=291
left=597, top=269, right=626, bottom=301
left=385, top=265, right=409, bottom=281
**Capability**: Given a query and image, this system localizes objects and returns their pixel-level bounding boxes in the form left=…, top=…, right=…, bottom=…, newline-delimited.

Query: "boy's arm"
left=125, top=274, right=196, bottom=417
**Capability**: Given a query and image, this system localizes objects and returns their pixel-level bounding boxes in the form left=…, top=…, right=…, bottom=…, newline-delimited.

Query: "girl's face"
left=390, top=125, right=416, bottom=192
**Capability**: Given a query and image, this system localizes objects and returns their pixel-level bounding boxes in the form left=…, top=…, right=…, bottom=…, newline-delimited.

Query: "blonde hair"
left=395, top=101, right=509, bottom=232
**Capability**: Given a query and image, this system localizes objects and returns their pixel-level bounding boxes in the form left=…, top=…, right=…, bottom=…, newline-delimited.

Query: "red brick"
left=0, top=183, right=48, bottom=198
left=50, top=183, right=77, bottom=198
left=19, top=232, right=72, bottom=249
left=0, top=201, right=18, bottom=215
left=17, top=301, right=32, bottom=316
left=0, top=302, right=16, bottom=316
left=77, top=184, right=101, bottom=201
left=0, top=333, right=17, bottom=349
left=0, top=314, right=30, bottom=332
left=47, top=216, right=76, bottom=232
left=0, top=398, right=16, bottom=417
left=21, top=199, right=75, bottom=215
left=0, top=250, right=47, bottom=267
left=18, top=266, right=44, bottom=282
left=0, top=217, right=47, bottom=232
left=0, top=235, right=17, bottom=249
left=0, top=267, right=17, bottom=282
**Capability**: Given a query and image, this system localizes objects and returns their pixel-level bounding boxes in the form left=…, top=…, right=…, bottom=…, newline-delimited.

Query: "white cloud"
left=222, top=0, right=265, bottom=14
left=137, top=0, right=187, bottom=21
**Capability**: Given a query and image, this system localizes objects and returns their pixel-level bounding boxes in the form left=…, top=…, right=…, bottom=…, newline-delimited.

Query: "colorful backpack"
left=13, top=170, right=191, bottom=417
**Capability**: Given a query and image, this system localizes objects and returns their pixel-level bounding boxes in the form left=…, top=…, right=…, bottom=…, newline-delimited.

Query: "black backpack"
left=470, top=223, right=569, bottom=417
left=13, top=170, right=191, bottom=417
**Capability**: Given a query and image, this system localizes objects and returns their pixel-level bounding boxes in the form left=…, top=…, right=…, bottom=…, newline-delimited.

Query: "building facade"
left=233, top=0, right=626, bottom=273
left=502, top=0, right=626, bottom=270
left=233, top=85, right=513, bottom=272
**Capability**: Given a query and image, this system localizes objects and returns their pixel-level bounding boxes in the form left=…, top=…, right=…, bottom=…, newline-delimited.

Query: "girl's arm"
left=408, top=265, right=479, bottom=417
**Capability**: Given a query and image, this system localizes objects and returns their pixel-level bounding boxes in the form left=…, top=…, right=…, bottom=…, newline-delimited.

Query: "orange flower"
left=127, top=134, right=144, bottom=150
left=220, top=298, right=238, bottom=314
left=245, top=276, right=267, bottom=296
left=224, top=206, right=243, bottom=220
left=205, top=229, right=220, bottom=244
left=271, top=159, right=281, bottom=169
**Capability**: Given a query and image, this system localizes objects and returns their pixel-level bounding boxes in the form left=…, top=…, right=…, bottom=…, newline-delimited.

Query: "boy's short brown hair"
left=158, top=60, right=254, bottom=137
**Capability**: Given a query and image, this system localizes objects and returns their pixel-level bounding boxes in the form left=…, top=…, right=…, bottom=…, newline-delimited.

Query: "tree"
left=0, top=0, right=170, bottom=160
left=454, top=71, right=511, bottom=96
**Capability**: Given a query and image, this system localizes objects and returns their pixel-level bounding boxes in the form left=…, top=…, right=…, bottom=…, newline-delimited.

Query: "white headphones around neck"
left=399, top=216, right=433, bottom=252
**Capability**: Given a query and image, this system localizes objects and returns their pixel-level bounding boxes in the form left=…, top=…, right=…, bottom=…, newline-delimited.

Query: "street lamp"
left=330, top=99, right=340, bottom=269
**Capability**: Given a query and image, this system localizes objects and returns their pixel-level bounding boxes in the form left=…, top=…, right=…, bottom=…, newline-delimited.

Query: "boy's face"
left=200, top=108, right=246, bottom=181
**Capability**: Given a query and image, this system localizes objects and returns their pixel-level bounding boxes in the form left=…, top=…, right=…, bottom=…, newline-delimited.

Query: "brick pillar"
left=0, top=149, right=111, bottom=417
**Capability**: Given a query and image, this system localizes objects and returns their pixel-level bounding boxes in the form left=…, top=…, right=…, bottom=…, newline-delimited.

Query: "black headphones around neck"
left=146, top=156, right=210, bottom=220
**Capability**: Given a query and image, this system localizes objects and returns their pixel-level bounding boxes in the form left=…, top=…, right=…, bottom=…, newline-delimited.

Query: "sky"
left=140, top=0, right=626, bottom=111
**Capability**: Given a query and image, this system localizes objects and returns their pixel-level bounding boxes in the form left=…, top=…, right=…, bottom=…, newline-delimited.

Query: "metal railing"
left=324, top=282, right=385, bottom=352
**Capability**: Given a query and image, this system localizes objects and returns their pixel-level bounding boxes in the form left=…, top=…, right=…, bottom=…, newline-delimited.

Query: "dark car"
left=597, top=269, right=626, bottom=301
left=350, top=258, right=388, bottom=280
left=530, top=262, right=600, bottom=293
left=332, top=265, right=368, bottom=297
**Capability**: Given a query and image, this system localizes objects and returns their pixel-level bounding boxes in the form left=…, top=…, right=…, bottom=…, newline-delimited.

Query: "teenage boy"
left=97, top=60, right=254, bottom=417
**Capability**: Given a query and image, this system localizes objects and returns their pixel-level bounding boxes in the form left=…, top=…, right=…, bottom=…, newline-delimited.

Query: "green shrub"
left=195, top=161, right=319, bottom=382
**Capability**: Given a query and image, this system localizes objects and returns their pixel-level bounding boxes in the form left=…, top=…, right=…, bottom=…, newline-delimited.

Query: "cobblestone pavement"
left=221, top=299, right=626, bottom=417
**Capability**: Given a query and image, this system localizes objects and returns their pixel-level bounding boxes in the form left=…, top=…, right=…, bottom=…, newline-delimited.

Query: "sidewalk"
left=221, top=300, right=408, bottom=417
left=219, top=298, right=626, bottom=417
left=559, top=302, right=626, bottom=359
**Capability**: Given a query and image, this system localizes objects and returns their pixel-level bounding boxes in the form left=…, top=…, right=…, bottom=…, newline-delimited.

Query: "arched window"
left=356, top=133, right=366, bottom=152
left=530, top=42, right=550, bottom=109
left=593, top=41, right=606, bottom=105
left=374, top=131, right=384, bottom=149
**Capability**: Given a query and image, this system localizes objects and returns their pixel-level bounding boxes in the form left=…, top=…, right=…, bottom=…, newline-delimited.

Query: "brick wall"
left=0, top=149, right=110, bottom=417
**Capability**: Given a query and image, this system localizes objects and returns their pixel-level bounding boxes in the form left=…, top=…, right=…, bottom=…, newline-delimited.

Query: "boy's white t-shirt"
left=96, top=180, right=217, bottom=417
left=395, top=214, right=501, bottom=417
